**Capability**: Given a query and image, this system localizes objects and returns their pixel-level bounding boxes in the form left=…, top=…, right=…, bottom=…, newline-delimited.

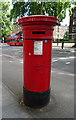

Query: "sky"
left=61, top=8, right=70, bottom=26
left=61, top=4, right=75, bottom=26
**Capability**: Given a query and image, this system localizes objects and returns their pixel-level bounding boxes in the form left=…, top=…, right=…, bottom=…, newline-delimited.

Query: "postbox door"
left=24, top=39, right=52, bottom=92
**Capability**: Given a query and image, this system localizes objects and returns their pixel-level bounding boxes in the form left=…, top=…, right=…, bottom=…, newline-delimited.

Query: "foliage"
left=63, top=31, right=69, bottom=40
left=10, top=2, right=71, bottom=22
left=0, top=2, right=13, bottom=40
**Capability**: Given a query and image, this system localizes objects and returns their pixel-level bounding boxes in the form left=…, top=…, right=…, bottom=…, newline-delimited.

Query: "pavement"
left=53, top=43, right=75, bottom=48
left=0, top=45, right=2, bottom=120
left=0, top=43, right=75, bottom=119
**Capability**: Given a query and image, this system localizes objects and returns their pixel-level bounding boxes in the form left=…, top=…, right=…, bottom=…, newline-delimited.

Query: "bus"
left=6, top=31, right=23, bottom=46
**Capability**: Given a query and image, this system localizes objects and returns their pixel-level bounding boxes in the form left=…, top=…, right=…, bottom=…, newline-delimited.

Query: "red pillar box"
left=18, top=15, right=58, bottom=108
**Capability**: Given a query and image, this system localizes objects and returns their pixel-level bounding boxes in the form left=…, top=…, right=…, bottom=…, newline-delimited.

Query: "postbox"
left=18, top=15, right=58, bottom=108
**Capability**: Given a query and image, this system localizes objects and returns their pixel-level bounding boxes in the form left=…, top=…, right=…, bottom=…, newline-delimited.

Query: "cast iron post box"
left=18, top=15, right=58, bottom=108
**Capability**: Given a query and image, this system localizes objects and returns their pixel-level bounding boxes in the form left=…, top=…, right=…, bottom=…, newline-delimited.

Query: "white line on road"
left=59, top=56, right=75, bottom=60
left=52, top=69, right=74, bottom=76
left=52, top=60, right=58, bottom=62
left=20, top=60, right=23, bottom=63
left=65, top=62, right=71, bottom=65
left=59, top=57, right=69, bottom=60
left=51, top=70, right=55, bottom=73
left=67, top=74, right=74, bottom=76
left=69, top=56, right=75, bottom=59
left=70, top=50, right=75, bottom=53
left=58, top=72, right=65, bottom=75
left=56, top=70, right=74, bottom=76
left=3, top=54, right=18, bottom=59
left=9, top=61, right=13, bottom=63
left=52, top=68, right=76, bottom=76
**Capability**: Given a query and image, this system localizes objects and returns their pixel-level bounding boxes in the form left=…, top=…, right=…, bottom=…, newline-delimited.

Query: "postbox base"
left=23, top=87, right=50, bottom=108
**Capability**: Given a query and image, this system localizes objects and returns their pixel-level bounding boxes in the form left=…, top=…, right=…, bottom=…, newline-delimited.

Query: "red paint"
left=23, top=40, right=52, bottom=92
left=3, top=54, right=18, bottom=59
left=18, top=15, right=58, bottom=92
left=7, top=42, right=23, bottom=46
left=52, top=67, right=76, bottom=76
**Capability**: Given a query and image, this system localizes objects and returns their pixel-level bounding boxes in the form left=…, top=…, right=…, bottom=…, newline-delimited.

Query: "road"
left=1, top=44, right=75, bottom=118
left=52, top=47, right=75, bottom=74
left=2, top=44, right=75, bottom=74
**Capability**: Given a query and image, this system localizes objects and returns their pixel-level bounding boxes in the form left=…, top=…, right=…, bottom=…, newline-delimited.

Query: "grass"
left=53, top=41, right=75, bottom=43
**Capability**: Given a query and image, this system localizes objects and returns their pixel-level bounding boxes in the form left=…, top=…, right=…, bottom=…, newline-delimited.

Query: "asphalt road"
left=52, top=47, right=75, bottom=74
left=1, top=44, right=75, bottom=118
left=2, top=44, right=75, bottom=74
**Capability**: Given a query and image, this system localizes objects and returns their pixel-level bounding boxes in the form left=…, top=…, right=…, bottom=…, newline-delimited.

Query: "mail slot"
left=32, top=31, right=45, bottom=34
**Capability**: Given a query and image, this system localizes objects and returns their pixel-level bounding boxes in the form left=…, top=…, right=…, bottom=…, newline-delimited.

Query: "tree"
left=64, top=31, right=69, bottom=41
left=10, top=2, right=71, bottom=23
left=0, top=2, right=13, bottom=42
left=71, top=1, right=76, bottom=48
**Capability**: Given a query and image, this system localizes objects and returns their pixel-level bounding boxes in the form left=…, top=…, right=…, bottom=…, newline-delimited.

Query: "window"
left=73, top=19, right=76, bottom=25
left=73, top=11, right=76, bottom=17
left=10, top=34, right=18, bottom=38
left=72, top=27, right=76, bottom=32
left=72, top=34, right=76, bottom=40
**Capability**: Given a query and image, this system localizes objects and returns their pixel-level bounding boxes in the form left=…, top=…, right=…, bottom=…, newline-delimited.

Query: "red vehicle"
left=6, top=31, right=23, bottom=46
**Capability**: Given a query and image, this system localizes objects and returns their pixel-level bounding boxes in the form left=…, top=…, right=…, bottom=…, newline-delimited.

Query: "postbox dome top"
left=18, top=15, right=58, bottom=26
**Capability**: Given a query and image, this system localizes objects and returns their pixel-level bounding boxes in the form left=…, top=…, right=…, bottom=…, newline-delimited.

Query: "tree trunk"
left=41, top=2, right=45, bottom=15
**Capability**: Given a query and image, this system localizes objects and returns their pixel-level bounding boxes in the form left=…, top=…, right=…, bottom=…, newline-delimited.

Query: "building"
left=69, top=7, right=76, bottom=41
left=13, top=23, right=22, bottom=32
left=53, top=25, right=69, bottom=41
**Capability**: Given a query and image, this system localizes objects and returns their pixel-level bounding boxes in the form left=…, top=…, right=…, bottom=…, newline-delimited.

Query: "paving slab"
left=2, top=84, right=33, bottom=118
left=0, top=47, right=2, bottom=120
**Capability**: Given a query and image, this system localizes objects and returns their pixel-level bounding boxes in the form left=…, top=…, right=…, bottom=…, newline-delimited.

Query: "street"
left=1, top=43, right=75, bottom=118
